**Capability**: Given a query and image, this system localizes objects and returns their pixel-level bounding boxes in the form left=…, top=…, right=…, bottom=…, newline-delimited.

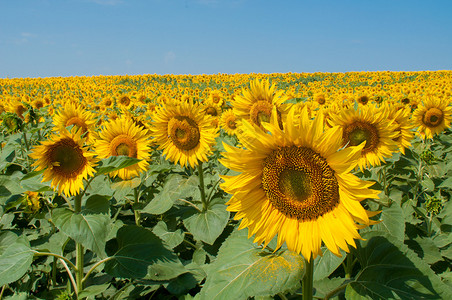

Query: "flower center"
left=66, top=117, right=88, bottom=134
left=343, top=121, right=379, bottom=154
left=168, top=116, right=200, bottom=151
left=119, top=96, right=130, bottom=106
left=212, top=95, right=221, bottom=104
left=423, top=107, right=443, bottom=128
left=227, top=118, right=237, bottom=130
left=110, top=134, right=138, bottom=157
left=249, top=100, right=273, bottom=128
left=49, top=138, right=87, bottom=179
left=205, top=107, right=218, bottom=116
left=262, top=146, right=339, bottom=221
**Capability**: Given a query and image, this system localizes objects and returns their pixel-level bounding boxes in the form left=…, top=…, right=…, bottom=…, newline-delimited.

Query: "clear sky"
left=1, top=0, right=451, bottom=78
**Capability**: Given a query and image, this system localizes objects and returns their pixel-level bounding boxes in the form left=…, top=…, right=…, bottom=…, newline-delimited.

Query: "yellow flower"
left=151, top=100, right=218, bottom=168
left=95, top=117, right=152, bottom=180
left=220, top=107, right=380, bottom=261
left=233, top=79, right=289, bottom=130
left=413, top=95, right=452, bottom=139
left=219, top=109, right=239, bottom=136
left=385, top=104, right=415, bottom=154
left=29, top=128, right=96, bottom=197
left=53, top=102, right=96, bottom=143
left=328, top=104, right=399, bottom=170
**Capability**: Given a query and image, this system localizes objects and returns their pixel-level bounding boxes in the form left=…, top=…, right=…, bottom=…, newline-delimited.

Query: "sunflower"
left=53, top=102, right=96, bottom=143
left=29, top=128, right=96, bottom=197
left=94, top=117, right=152, bottom=180
left=385, top=104, right=415, bottom=154
left=151, top=100, right=218, bottom=168
left=219, top=109, right=239, bottom=136
left=233, top=79, right=289, bottom=130
left=219, top=107, right=380, bottom=261
left=117, top=94, right=132, bottom=109
left=328, top=104, right=399, bottom=170
left=413, top=95, right=452, bottom=139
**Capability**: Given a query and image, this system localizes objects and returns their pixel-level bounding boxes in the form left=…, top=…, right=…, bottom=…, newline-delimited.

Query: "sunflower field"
left=0, top=71, right=452, bottom=299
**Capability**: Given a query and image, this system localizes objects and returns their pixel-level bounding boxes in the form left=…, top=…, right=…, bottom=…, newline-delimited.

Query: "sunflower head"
left=29, top=128, right=96, bottom=197
left=220, top=106, right=380, bottom=261
left=95, top=117, right=152, bottom=180
left=219, top=109, right=239, bottom=136
left=233, top=79, right=289, bottom=130
left=413, top=96, right=452, bottom=139
left=329, top=105, right=399, bottom=170
left=53, top=102, right=96, bottom=143
left=151, top=101, right=218, bottom=168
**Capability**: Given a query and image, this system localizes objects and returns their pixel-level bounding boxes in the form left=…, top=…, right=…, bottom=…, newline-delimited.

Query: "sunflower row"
left=1, top=74, right=452, bottom=262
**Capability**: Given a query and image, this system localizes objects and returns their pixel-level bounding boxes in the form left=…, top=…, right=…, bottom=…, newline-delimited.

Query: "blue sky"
left=1, top=0, right=451, bottom=78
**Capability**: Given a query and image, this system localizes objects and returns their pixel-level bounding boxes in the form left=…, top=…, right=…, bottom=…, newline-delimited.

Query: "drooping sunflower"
left=29, top=128, right=96, bottom=197
left=413, top=95, right=452, bottom=139
left=220, top=107, right=380, bottom=261
left=328, top=104, right=399, bottom=170
left=94, top=117, right=152, bottom=180
left=53, top=102, right=96, bottom=143
left=151, top=100, right=218, bottom=168
left=233, top=79, right=289, bottom=130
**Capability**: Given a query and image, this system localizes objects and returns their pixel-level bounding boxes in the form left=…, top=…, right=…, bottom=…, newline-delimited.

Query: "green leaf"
left=346, top=233, right=452, bottom=299
left=421, top=177, right=435, bottom=192
left=52, top=206, right=111, bottom=258
left=313, top=247, right=346, bottom=281
left=200, top=228, right=304, bottom=300
left=86, top=174, right=114, bottom=197
left=370, top=201, right=405, bottom=243
left=142, top=174, right=198, bottom=215
left=78, top=283, right=110, bottom=298
left=0, top=231, right=34, bottom=286
left=152, top=220, right=185, bottom=249
left=104, top=225, right=186, bottom=280
left=183, top=201, right=230, bottom=245
left=95, top=156, right=141, bottom=175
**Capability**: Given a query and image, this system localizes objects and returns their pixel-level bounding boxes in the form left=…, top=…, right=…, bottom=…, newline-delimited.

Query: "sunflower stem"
left=74, top=193, right=85, bottom=296
left=133, top=187, right=141, bottom=226
left=302, top=254, right=314, bottom=300
left=197, top=162, right=208, bottom=212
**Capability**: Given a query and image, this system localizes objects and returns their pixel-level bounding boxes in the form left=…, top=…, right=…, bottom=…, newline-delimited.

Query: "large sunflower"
left=94, top=117, right=152, bottom=180
left=53, top=102, right=96, bottom=143
left=413, top=95, right=452, bottom=139
left=328, top=104, right=399, bottom=170
left=151, top=100, right=218, bottom=168
left=233, top=79, right=289, bottom=130
left=220, top=107, right=380, bottom=261
left=29, top=128, right=96, bottom=197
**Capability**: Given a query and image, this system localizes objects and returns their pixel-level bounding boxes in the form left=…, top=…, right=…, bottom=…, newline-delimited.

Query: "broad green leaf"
left=421, top=176, right=435, bottom=191
left=52, top=206, right=111, bottom=258
left=183, top=202, right=229, bottom=245
left=152, top=220, right=185, bottom=249
left=0, top=231, right=33, bottom=286
left=78, top=283, right=110, bottom=298
left=95, top=156, right=141, bottom=175
left=104, top=225, right=186, bottom=280
left=313, top=247, right=346, bottom=281
left=312, top=277, right=347, bottom=299
left=346, top=233, right=452, bottom=299
left=200, top=228, right=304, bottom=300
left=85, top=174, right=114, bottom=197
left=142, top=174, right=198, bottom=215
left=370, top=201, right=405, bottom=243
left=405, top=237, right=443, bottom=265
